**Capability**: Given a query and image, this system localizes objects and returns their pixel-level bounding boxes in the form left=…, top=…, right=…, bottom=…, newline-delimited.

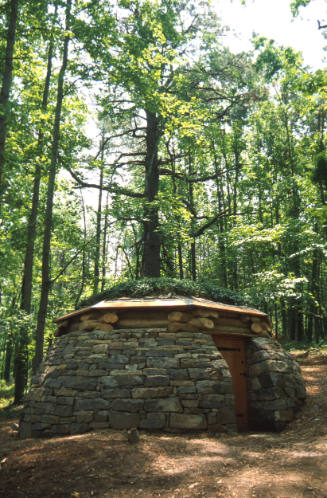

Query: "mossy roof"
left=55, top=296, right=270, bottom=324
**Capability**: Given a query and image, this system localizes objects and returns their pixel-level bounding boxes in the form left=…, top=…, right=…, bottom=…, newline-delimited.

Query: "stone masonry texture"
left=19, top=326, right=306, bottom=437
left=20, top=328, right=237, bottom=437
left=246, top=337, right=306, bottom=431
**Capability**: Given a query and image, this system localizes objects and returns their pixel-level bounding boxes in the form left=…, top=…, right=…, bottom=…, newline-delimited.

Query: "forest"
left=0, top=0, right=326, bottom=405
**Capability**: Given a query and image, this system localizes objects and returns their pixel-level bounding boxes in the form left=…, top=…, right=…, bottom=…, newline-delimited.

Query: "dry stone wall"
left=20, top=327, right=237, bottom=438
left=246, top=337, right=306, bottom=431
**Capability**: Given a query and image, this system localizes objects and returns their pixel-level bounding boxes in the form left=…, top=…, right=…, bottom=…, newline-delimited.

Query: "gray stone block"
left=248, top=360, right=272, bottom=377
left=93, top=344, right=109, bottom=354
left=146, top=357, right=179, bottom=368
left=213, top=381, right=233, bottom=394
left=144, top=397, right=183, bottom=413
left=177, top=386, right=197, bottom=394
left=99, top=376, right=119, bottom=388
left=90, top=421, right=109, bottom=429
left=40, top=415, right=60, bottom=424
left=102, top=388, right=131, bottom=399
left=196, top=380, right=216, bottom=393
left=188, top=368, right=209, bottom=380
left=139, top=412, right=166, bottom=429
left=43, top=378, right=62, bottom=389
left=75, top=398, right=108, bottom=411
left=180, top=358, right=194, bottom=368
left=60, top=376, right=97, bottom=391
left=19, top=421, right=32, bottom=439
left=109, top=354, right=129, bottom=363
left=156, top=339, right=176, bottom=346
left=76, top=411, right=93, bottom=423
left=181, top=399, right=199, bottom=408
left=132, top=387, right=172, bottom=398
left=170, top=413, right=207, bottom=430
left=143, top=368, right=167, bottom=375
left=94, top=410, right=109, bottom=422
left=111, top=399, right=144, bottom=412
left=167, top=368, right=189, bottom=380
left=113, top=374, right=143, bottom=386
left=54, top=404, right=73, bottom=417
left=199, top=395, right=225, bottom=409
left=109, top=411, right=140, bottom=429
left=144, top=375, right=170, bottom=386
left=57, top=396, right=74, bottom=406
left=70, top=423, right=89, bottom=434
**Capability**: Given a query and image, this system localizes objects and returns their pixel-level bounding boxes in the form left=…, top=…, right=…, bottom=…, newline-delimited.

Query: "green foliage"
left=1, top=0, right=327, bottom=400
left=80, top=277, right=244, bottom=308
left=0, top=380, right=15, bottom=413
left=290, top=0, right=311, bottom=16
left=313, top=152, right=327, bottom=188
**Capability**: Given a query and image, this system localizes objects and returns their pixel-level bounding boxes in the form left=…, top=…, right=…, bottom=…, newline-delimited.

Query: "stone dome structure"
left=20, top=297, right=306, bottom=438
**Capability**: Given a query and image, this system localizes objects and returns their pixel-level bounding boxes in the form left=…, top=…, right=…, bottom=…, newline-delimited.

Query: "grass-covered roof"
left=79, top=278, right=245, bottom=308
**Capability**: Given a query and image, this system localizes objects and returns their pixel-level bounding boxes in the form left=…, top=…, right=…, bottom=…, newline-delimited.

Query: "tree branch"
left=66, top=166, right=144, bottom=198
left=192, top=210, right=230, bottom=237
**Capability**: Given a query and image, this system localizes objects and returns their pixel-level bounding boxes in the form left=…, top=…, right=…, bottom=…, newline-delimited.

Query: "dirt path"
left=1, top=352, right=327, bottom=498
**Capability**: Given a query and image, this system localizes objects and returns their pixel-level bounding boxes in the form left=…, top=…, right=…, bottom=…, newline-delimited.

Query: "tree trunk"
left=213, top=150, right=228, bottom=287
left=142, top=110, right=161, bottom=277
left=93, top=153, right=104, bottom=295
left=177, top=242, right=184, bottom=279
left=3, top=334, right=13, bottom=383
left=281, top=298, right=288, bottom=340
left=188, top=152, right=197, bottom=281
left=33, top=0, right=72, bottom=373
left=0, top=0, right=19, bottom=209
left=308, top=245, right=321, bottom=343
left=101, top=192, right=110, bottom=291
left=169, top=144, right=183, bottom=279
left=190, top=240, right=196, bottom=281
left=74, top=191, right=88, bottom=307
left=14, top=22, right=55, bottom=404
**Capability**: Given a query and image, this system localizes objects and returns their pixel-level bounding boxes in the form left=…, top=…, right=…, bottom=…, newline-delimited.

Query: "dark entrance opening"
left=213, top=335, right=248, bottom=431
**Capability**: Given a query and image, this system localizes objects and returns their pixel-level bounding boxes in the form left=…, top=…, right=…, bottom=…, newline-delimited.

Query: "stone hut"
left=20, top=297, right=306, bottom=438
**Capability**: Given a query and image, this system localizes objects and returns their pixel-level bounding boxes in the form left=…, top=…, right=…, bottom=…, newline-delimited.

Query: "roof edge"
left=55, top=297, right=269, bottom=323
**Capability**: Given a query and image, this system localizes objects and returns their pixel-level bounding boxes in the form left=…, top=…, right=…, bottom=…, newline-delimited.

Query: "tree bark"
left=212, top=141, right=228, bottom=287
left=33, top=0, right=72, bottom=373
left=188, top=152, right=197, bottom=281
left=0, top=0, right=19, bottom=209
left=142, top=110, right=161, bottom=277
left=74, top=191, right=88, bottom=307
left=101, top=192, right=110, bottom=291
left=93, top=150, right=104, bottom=295
left=14, top=20, right=56, bottom=403
left=3, top=334, right=13, bottom=383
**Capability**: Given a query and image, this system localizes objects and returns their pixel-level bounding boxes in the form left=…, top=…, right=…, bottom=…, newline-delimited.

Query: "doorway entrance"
left=213, top=335, right=248, bottom=431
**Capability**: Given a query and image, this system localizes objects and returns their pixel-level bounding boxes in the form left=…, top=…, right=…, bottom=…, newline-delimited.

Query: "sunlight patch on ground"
left=152, top=454, right=237, bottom=475
left=290, top=450, right=326, bottom=457
left=223, top=469, right=316, bottom=494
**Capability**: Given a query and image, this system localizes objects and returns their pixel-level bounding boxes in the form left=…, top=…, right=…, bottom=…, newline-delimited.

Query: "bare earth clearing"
left=1, top=351, right=327, bottom=498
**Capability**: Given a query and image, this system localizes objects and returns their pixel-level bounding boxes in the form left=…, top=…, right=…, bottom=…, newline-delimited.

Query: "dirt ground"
left=1, top=351, right=327, bottom=498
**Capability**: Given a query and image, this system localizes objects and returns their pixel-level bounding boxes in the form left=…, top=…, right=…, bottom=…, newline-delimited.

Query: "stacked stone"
left=20, top=327, right=236, bottom=438
left=246, top=337, right=306, bottom=431
left=55, top=308, right=272, bottom=339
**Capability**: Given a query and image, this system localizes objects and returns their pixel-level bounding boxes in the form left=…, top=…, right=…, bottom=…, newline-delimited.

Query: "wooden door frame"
left=212, top=334, right=249, bottom=431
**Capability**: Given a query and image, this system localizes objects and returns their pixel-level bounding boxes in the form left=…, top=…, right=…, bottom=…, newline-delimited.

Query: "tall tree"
left=33, top=0, right=72, bottom=373
left=14, top=7, right=57, bottom=402
left=0, top=0, right=19, bottom=210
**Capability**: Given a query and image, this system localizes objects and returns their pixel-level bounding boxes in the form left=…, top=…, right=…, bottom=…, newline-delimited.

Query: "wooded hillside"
left=0, top=0, right=326, bottom=403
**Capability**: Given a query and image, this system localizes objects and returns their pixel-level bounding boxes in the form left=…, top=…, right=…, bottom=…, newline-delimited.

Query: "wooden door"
left=213, top=335, right=248, bottom=431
